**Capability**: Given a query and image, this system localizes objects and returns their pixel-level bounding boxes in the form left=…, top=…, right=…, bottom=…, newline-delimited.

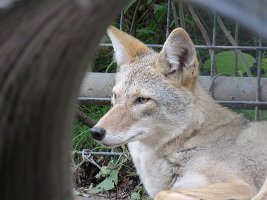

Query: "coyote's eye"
left=135, top=97, right=150, bottom=104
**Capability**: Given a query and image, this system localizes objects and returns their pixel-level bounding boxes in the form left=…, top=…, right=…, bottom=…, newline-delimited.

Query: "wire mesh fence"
left=73, top=0, right=267, bottom=171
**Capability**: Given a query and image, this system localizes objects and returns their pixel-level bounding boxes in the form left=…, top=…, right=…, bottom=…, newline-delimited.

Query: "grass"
left=73, top=105, right=110, bottom=151
left=236, top=109, right=267, bottom=121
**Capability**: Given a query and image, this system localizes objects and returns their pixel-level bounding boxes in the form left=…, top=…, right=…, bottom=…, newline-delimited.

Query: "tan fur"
left=156, top=28, right=199, bottom=90
left=107, top=26, right=150, bottom=65
left=97, top=104, right=135, bottom=133
left=93, top=26, right=267, bottom=199
left=155, top=182, right=256, bottom=200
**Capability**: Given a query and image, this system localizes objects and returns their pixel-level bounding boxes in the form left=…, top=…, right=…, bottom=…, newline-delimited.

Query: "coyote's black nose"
left=91, top=127, right=106, bottom=141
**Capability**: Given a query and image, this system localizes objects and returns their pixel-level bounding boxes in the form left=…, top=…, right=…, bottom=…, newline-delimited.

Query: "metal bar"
left=99, top=43, right=267, bottom=50
left=78, top=97, right=267, bottom=109
left=219, top=101, right=267, bottom=109
left=76, top=150, right=128, bottom=156
left=78, top=97, right=111, bottom=105
left=210, top=12, right=217, bottom=78
left=255, top=38, right=263, bottom=120
left=234, top=23, right=239, bottom=76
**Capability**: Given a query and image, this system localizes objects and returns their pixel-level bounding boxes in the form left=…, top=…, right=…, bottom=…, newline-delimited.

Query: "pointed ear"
left=107, top=26, right=150, bottom=66
left=156, top=28, right=199, bottom=88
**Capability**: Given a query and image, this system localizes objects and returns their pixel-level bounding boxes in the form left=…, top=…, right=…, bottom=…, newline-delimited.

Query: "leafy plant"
left=89, top=155, right=128, bottom=194
left=203, top=50, right=256, bottom=76
left=130, top=185, right=144, bottom=200
left=131, top=191, right=141, bottom=200
left=90, top=167, right=119, bottom=193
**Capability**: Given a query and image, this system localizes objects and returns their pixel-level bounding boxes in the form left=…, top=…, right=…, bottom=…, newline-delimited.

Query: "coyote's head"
left=91, top=26, right=200, bottom=148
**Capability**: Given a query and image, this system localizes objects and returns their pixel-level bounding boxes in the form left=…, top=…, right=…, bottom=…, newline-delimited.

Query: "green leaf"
left=131, top=191, right=141, bottom=200
left=153, top=3, right=167, bottom=22
left=100, top=166, right=112, bottom=176
left=203, top=51, right=256, bottom=76
left=154, top=3, right=167, bottom=14
left=90, top=169, right=119, bottom=194
left=136, top=28, right=156, bottom=35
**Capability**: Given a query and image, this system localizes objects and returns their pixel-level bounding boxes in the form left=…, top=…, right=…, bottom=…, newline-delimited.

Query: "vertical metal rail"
left=210, top=12, right=217, bottom=78
left=234, top=23, right=239, bottom=76
left=209, top=12, right=217, bottom=97
left=255, top=38, right=263, bottom=120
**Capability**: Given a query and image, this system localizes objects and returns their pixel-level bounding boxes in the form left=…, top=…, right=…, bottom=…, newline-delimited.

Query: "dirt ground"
left=73, top=159, right=144, bottom=200
left=74, top=189, right=115, bottom=200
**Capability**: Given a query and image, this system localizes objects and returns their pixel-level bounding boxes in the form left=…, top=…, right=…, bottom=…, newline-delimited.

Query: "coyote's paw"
left=154, top=190, right=198, bottom=200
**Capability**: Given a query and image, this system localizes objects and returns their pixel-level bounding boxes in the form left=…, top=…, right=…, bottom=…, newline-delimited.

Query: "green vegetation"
left=73, top=105, right=110, bottom=150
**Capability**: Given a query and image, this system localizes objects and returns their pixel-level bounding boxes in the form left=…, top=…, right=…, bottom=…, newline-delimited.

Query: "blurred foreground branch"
left=0, top=0, right=124, bottom=200
left=185, top=0, right=267, bottom=39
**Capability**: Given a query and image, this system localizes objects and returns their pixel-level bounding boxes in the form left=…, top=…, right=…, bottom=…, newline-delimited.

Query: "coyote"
left=91, top=26, right=267, bottom=200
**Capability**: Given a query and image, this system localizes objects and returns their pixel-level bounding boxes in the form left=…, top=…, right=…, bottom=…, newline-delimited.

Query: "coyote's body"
left=91, top=26, right=267, bottom=200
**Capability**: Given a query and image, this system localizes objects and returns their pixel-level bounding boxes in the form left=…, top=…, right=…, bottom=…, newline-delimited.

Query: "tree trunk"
left=0, top=1, right=124, bottom=200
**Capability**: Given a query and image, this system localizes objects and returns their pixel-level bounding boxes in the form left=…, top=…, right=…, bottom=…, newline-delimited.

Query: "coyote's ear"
left=156, top=28, right=199, bottom=88
left=107, top=26, right=150, bottom=66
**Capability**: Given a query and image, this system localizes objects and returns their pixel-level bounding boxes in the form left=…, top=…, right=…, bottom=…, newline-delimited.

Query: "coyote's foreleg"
left=155, top=182, right=256, bottom=200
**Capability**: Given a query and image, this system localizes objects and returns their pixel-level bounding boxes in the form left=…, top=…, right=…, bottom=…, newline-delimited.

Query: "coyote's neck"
left=159, top=85, right=248, bottom=156
left=195, top=86, right=248, bottom=133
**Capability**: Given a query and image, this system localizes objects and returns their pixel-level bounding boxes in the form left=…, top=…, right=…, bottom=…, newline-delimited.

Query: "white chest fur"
left=128, top=141, right=173, bottom=197
left=128, top=141, right=209, bottom=197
